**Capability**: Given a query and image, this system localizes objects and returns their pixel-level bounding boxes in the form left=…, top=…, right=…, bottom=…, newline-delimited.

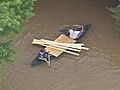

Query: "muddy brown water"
left=0, top=0, right=120, bottom=90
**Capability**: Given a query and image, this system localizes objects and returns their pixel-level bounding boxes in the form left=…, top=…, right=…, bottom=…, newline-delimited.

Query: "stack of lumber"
left=32, top=39, right=89, bottom=56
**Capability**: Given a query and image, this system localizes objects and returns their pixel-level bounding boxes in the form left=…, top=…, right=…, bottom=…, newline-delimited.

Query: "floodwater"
left=0, top=0, right=120, bottom=90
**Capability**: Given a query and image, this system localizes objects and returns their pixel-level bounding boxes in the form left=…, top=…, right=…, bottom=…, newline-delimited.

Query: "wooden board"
left=45, top=34, right=76, bottom=57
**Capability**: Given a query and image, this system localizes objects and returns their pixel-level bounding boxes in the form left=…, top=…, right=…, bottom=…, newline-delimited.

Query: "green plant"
left=0, top=41, right=15, bottom=64
left=0, top=0, right=36, bottom=35
left=110, top=4, right=120, bottom=32
left=0, top=0, right=36, bottom=64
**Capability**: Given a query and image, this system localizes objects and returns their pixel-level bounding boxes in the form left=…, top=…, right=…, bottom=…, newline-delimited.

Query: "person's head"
left=39, top=49, right=45, bottom=52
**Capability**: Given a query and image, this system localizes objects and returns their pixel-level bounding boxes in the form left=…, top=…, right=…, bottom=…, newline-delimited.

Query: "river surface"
left=0, top=0, right=120, bottom=90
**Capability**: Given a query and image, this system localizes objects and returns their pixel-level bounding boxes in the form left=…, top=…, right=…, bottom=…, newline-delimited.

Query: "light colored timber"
left=32, top=40, right=88, bottom=50
left=45, top=34, right=76, bottom=57
left=32, top=42, right=79, bottom=56
left=50, top=44, right=81, bottom=52
left=40, top=39, right=84, bottom=48
left=33, top=39, right=84, bottom=47
left=32, top=41, right=81, bottom=52
left=79, top=47, right=89, bottom=50
left=32, top=34, right=89, bottom=57
left=40, top=39, right=89, bottom=50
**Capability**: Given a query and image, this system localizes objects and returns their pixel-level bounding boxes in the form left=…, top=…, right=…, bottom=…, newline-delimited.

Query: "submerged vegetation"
left=0, top=0, right=36, bottom=64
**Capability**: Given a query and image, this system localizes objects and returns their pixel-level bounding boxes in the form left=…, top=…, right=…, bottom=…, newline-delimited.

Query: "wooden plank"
left=45, top=34, right=76, bottom=57
left=32, top=41, right=80, bottom=56
left=40, top=39, right=85, bottom=49
left=32, top=41, right=81, bottom=52
left=32, top=40, right=89, bottom=51
left=33, top=39, right=84, bottom=47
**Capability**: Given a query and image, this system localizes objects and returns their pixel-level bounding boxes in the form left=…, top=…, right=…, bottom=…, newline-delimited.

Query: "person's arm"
left=81, top=26, right=84, bottom=32
left=44, top=59, right=50, bottom=66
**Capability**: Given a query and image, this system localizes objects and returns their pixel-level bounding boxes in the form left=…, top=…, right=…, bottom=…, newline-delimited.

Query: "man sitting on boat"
left=37, top=49, right=51, bottom=66
left=59, top=23, right=92, bottom=42
left=68, top=25, right=84, bottom=41
left=37, top=49, right=48, bottom=60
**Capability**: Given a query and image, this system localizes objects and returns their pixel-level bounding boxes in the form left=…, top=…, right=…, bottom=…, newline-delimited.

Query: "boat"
left=31, top=23, right=92, bottom=66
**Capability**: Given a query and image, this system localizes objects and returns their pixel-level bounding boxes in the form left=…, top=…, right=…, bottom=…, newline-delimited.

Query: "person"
left=37, top=49, right=48, bottom=60
left=69, top=25, right=84, bottom=40
left=37, top=49, right=51, bottom=66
